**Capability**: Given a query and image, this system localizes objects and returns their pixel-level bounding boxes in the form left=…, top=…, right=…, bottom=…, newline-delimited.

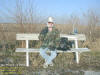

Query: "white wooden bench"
left=16, top=33, right=90, bottom=67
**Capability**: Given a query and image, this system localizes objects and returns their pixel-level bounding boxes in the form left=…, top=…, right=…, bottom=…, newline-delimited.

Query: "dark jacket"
left=39, top=26, right=60, bottom=50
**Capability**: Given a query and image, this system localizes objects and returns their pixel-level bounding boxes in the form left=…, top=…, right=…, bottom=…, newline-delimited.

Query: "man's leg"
left=46, top=50, right=57, bottom=65
left=40, top=48, right=50, bottom=68
left=40, top=48, right=49, bottom=61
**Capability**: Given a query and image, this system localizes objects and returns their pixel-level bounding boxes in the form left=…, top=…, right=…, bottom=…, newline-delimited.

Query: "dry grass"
left=0, top=23, right=100, bottom=51
left=0, top=23, right=100, bottom=74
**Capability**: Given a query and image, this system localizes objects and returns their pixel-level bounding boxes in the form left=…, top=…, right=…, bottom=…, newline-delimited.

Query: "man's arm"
left=55, top=28, right=61, bottom=48
left=38, top=27, right=48, bottom=41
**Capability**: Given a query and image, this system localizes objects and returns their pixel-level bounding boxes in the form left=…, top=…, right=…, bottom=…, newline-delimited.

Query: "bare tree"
left=14, top=0, right=38, bottom=47
left=67, top=15, right=80, bottom=34
left=84, top=10, right=99, bottom=41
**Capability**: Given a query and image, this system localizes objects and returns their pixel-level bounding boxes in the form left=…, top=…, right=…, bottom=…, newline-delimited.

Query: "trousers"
left=40, top=47, right=57, bottom=64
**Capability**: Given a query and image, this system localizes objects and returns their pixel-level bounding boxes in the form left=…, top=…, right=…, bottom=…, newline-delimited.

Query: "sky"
left=0, top=0, right=100, bottom=23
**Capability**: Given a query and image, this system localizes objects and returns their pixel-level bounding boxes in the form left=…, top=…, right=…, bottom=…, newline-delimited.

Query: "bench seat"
left=16, top=48, right=90, bottom=53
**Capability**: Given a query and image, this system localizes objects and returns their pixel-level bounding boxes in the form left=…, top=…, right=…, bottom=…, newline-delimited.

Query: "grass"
left=0, top=40, right=100, bottom=74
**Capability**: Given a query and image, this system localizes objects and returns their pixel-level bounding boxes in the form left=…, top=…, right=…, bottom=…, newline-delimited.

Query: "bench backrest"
left=16, top=33, right=86, bottom=41
left=16, top=33, right=39, bottom=40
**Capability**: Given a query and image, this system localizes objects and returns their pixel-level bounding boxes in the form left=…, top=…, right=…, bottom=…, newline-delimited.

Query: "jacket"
left=39, top=26, right=60, bottom=50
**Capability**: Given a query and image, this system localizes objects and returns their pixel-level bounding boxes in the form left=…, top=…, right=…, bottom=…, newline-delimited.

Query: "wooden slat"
left=16, top=33, right=39, bottom=40
left=60, top=34, right=86, bottom=40
left=70, top=48, right=90, bottom=52
left=16, top=33, right=86, bottom=41
left=16, top=48, right=90, bottom=53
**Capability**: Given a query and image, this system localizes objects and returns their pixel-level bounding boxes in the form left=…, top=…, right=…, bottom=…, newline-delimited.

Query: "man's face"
left=47, top=22, right=54, bottom=28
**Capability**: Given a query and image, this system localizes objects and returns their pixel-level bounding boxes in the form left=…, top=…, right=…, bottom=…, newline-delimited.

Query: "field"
left=0, top=23, right=100, bottom=74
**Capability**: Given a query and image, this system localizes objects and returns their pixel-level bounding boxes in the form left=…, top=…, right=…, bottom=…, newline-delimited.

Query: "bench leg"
left=74, top=39, right=79, bottom=64
left=26, top=40, right=29, bottom=66
left=75, top=52, right=79, bottom=64
left=26, top=52, right=29, bottom=66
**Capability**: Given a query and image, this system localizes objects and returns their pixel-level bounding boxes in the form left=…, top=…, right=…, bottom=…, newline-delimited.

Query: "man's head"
left=47, top=17, right=54, bottom=28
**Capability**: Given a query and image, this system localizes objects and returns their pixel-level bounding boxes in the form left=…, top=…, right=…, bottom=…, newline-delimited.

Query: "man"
left=39, top=17, right=60, bottom=68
